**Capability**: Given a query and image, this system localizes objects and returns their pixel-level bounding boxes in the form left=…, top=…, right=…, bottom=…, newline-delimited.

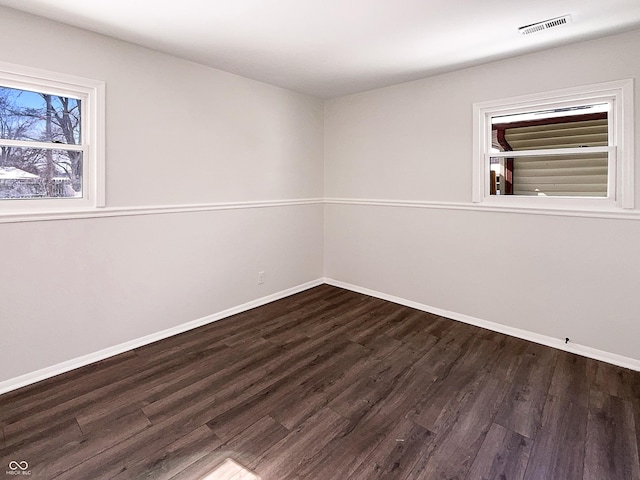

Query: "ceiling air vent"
left=519, top=15, right=572, bottom=35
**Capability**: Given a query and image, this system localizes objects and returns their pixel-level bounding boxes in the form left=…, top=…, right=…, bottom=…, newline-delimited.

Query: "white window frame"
left=472, top=79, right=634, bottom=211
left=0, top=61, right=105, bottom=216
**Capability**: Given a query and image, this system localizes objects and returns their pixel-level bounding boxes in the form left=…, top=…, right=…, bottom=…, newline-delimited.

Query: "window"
left=473, top=80, right=634, bottom=210
left=0, top=61, right=104, bottom=215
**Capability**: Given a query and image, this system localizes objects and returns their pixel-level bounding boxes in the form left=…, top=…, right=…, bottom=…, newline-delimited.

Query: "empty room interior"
left=1, top=1, right=640, bottom=479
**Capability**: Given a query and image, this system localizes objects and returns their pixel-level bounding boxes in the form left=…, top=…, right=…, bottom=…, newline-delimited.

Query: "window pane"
left=490, top=152, right=608, bottom=197
left=0, top=147, right=82, bottom=199
left=0, top=86, right=81, bottom=144
left=492, top=103, right=608, bottom=151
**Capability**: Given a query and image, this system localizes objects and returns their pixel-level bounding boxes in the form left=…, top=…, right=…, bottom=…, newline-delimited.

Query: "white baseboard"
left=324, top=277, right=640, bottom=372
left=0, top=279, right=324, bottom=395
left=4, top=276, right=637, bottom=396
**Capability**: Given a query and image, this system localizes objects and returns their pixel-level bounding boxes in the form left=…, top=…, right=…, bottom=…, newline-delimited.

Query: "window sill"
left=468, top=201, right=639, bottom=219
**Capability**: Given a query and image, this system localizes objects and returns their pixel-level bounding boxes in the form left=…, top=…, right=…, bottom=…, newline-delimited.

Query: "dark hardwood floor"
left=1, top=285, right=639, bottom=479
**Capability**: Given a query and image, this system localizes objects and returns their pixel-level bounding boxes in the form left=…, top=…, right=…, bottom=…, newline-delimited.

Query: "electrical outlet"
left=258, top=271, right=265, bottom=285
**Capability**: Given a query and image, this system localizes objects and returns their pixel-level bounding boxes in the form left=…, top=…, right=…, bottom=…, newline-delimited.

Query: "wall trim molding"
left=324, top=197, right=640, bottom=221
left=0, top=278, right=324, bottom=395
left=324, top=277, right=640, bottom=372
left=0, top=198, right=324, bottom=224
left=5, top=196, right=640, bottom=224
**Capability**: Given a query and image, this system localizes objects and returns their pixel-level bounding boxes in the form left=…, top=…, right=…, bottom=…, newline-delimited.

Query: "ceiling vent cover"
left=519, top=15, right=572, bottom=35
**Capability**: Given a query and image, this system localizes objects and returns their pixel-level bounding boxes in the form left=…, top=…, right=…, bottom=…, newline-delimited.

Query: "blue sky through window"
left=0, top=85, right=81, bottom=144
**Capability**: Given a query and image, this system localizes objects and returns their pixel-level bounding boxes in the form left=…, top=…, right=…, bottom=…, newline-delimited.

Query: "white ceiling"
left=1, top=0, right=640, bottom=98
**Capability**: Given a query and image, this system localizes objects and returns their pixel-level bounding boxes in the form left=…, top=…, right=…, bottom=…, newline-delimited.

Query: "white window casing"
left=472, top=79, right=634, bottom=211
left=0, top=61, right=105, bottom=216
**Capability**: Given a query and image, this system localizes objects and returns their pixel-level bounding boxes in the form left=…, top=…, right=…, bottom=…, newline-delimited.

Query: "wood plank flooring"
left=1, top=284, right=639, bottom=479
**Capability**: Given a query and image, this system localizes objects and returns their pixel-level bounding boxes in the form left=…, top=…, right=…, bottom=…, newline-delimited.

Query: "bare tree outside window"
left=0, top=85, right=83, bottom=200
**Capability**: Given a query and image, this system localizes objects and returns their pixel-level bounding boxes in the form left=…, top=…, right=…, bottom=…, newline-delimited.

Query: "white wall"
left=324, top=30, right=640, bottom=363
left=0, top=7, right=324, bottom=384
left=2, top=6, right=639, bottom=387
